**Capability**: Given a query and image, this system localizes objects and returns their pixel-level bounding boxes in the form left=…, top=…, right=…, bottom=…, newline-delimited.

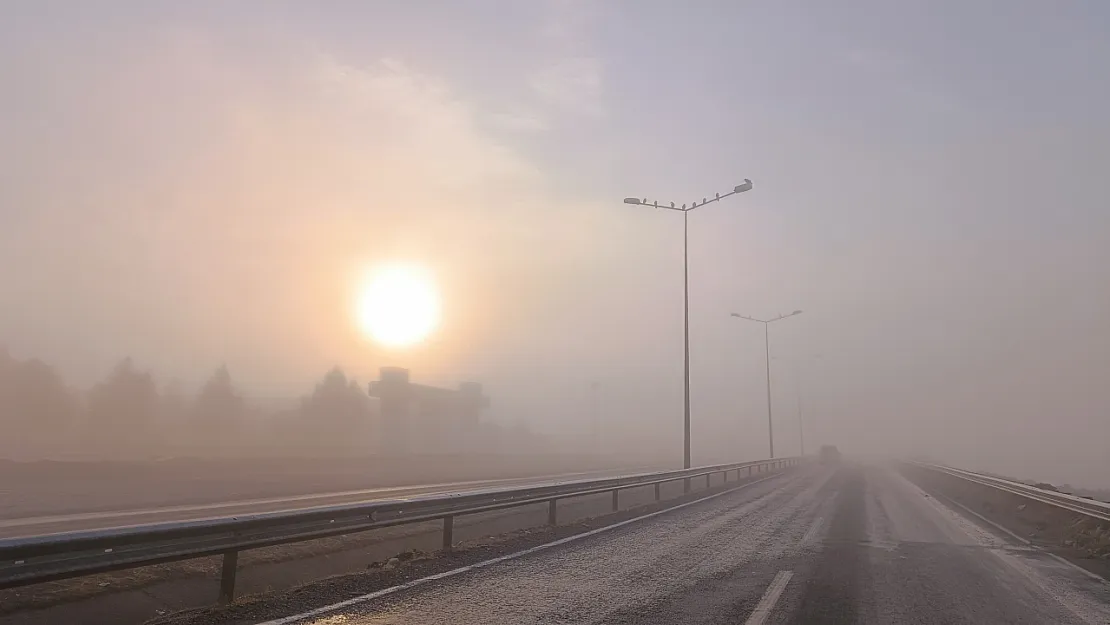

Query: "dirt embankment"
left=899, top=464, right=1110, bottom=580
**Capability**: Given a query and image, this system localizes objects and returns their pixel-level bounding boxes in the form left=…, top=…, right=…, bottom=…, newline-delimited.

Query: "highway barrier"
left=0, top=457, right=802, bottom=604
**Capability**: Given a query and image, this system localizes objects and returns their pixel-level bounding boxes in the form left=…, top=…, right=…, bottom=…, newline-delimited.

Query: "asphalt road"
left=0, top=468, right=636, bottom=539
left=259, top=463, right=1110, bottom=625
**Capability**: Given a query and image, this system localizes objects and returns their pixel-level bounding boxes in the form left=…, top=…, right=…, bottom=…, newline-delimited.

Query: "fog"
left=1, top=3, right=1109, bottom=488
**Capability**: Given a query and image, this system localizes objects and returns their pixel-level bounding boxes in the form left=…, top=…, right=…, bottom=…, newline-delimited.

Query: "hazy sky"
left=2, top=1, right=1109, bottom=485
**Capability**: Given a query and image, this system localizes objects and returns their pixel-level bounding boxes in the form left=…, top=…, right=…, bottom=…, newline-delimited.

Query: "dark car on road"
left=819, top=444, right=841, bottom=464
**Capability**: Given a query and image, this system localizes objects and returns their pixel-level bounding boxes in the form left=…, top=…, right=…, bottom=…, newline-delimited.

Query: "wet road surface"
left=267, top=463, right=1110, bottom=625
left=0, top=469, right=636, bottom=538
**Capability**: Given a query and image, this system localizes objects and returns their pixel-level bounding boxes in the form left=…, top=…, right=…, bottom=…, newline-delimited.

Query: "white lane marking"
left=801, top=515, right=824, bottom=545
left=256, top=471, right=794, bottom=625
left=932, top=492, right=1031, bottom=546
left=744, top=570, right=794, bottom=625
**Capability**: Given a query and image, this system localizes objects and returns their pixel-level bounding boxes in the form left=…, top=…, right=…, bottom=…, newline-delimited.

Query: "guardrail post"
left=684, top=477, right=690, bottom=493
left=442, top=515, right=454, bottom=552
left=611, top=490, right=619, bottom=511
left=654, top=483, right=661, bottom=501
left=548, top=499, right=557, bottom=526
left=218, top=550, right=238, bottom=605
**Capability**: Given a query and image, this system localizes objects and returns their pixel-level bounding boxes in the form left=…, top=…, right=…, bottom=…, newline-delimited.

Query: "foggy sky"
left=2, top=1, right=1109, bottom=486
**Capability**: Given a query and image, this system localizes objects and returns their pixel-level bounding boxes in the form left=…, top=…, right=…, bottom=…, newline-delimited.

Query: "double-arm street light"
left=797, top=353, right=825, bottom=457
left=624, top=179, right=753, bottom=471
left=730, top=310, right=803, bottom=458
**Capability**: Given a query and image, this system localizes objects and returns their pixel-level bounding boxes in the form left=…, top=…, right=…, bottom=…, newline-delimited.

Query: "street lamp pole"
left=795, top=360, right=805, bottom=457
left=683, top=210, right=691, bottom=470
left=730, top=310, right=803, bottom=458
left=798, top=353, right=824, bottom=456
left=589, top=381, right=600, bottom=456
left=624, top=179, right=753, bottom=473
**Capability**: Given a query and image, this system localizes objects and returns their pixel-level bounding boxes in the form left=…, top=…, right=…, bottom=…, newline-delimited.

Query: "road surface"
left=0, top=468, right=637, bottom=539
left=257, top=463, right=1110, bottom=624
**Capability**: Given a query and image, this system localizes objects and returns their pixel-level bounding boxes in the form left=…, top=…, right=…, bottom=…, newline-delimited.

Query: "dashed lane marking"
left=744, top=570, right=795, bottom=625
left=802, top=515, right=824, bottom=545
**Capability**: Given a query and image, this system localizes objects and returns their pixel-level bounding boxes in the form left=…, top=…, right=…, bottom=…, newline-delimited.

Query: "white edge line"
left=744, top=570, right=794, bottom=625
left=257, top=471, right=791, bottom=625
left=935, top=491, right=1109, bottom=586
left=931, top=491, right=1031, bottom=545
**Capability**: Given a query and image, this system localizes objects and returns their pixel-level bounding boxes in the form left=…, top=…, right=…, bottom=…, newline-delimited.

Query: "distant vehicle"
left=819, top=445, right=841, bottom=464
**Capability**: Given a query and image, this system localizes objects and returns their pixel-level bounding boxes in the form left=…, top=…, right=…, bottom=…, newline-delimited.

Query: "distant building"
left=368, top=367, right=490, bottom=454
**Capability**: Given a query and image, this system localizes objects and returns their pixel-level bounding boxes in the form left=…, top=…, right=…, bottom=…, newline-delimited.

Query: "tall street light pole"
left=730, top=310, right=803, bottom=458
left=799, top=353, right=825, bottom=456
left=794, top=357, right=805, bottom=457
left=624, top=179, right=753, bottom=472
left=589, top=381, right=600, bottom=457
left=773, top=352, right=810, bottom=456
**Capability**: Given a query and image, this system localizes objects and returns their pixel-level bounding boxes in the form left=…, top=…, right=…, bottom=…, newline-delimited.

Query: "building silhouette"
left=368, top=367, right=490, bottom=454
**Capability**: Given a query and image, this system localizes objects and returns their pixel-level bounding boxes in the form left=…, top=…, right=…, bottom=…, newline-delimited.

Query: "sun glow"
left=355, top=263, right=441, bottom=348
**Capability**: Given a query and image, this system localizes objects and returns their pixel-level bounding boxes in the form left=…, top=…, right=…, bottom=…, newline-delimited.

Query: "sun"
left=355, top=263, right=441, bottom=348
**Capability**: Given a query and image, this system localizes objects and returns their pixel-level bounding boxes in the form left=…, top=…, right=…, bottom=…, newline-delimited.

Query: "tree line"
left=0, top=346, right=544, bottom=461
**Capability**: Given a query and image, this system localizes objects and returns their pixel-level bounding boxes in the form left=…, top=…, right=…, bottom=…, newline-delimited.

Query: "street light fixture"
left=798, top=353, right=826, bottom=456
left=730, top=309, right=803, bottom=458
left=624, top=179, right=754, bottom=474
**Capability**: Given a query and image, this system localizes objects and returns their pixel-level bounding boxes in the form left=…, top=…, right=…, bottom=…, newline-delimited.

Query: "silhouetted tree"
left=0, top=350, right=77, bottom=459
left=83, top=358, right=161, bottom=458
left=293, top=367, right=374, bottom=455
left=188, top=365, right=247, bottom=455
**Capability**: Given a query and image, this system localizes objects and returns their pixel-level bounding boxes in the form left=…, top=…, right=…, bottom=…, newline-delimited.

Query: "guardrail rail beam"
left=0, top=456, right=803, bottom=604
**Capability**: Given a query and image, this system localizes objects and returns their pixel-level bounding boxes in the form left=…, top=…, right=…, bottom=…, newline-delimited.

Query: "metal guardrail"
left=0, top=457, right=801, bottom=604
left=908, top=461, right=1110, bottom=523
